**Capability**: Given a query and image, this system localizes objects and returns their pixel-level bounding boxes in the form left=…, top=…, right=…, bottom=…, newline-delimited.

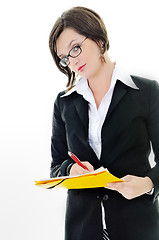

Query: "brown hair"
left=49, top=6, right=110, bottom=88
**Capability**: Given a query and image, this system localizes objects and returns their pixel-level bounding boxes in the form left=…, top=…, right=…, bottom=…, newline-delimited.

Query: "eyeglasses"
left=59, top=37, right=87, bottom=68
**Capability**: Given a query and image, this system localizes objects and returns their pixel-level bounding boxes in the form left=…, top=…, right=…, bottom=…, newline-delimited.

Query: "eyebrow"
left=58, top=39, right=77, bottom=58
left=68, top=39, right=77, bottom=48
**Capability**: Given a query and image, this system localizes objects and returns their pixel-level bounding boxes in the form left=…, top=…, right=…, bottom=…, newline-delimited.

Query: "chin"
left=80, top=71, right=92, bottom=80
left=78, top=65, right=98, bottom=80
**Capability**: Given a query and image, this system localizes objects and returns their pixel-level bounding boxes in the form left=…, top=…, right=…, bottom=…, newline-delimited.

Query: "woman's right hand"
left=69, top=162, right=94, bottom=176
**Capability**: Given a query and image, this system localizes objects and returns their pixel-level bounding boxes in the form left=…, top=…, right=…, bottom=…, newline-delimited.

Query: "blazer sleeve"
left=146, top=80, right=159, bottom=201
left=50, top=93, right=74, bottom=178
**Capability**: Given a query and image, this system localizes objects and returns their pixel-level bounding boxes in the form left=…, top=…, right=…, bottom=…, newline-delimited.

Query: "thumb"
left=121, top=175, right=132, bottom=182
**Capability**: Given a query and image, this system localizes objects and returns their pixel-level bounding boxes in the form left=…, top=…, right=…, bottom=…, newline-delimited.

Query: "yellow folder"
left=35, top=167, right=123, bottom=189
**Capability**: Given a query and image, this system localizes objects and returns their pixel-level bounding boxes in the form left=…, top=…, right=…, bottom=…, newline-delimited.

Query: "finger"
left=107, top=181, right=125, bottom=191
left=70, top=164, right=85, bottom=175
left=107, top=182, right=118, bottom=191
left=76, top=166, right=88, bottom=175
left=70, top=162, right=94, bottom=176
left=82, top=162, right=94, bottom=171
left=121, top=175, right=132, bottom=182
left=81, top=169, right=90, bottom=174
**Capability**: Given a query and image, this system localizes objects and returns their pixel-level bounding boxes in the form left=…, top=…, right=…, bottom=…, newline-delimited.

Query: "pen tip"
left=68, top=151, right=71, bottom=156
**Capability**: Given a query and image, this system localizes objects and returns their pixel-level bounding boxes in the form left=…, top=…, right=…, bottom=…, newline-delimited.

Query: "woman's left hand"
left=107, top=175, right=154, bottom=200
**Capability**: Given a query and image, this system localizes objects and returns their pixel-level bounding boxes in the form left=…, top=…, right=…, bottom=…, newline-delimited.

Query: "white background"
left=0, top=0, right=159, bottom=239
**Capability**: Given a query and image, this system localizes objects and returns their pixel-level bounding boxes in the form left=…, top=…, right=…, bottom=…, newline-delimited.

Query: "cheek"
left=86, top=52, right=102, bottom=73
left=87, top=47, right=101, bottom=67
left=69, top=45, right=101, bottom=76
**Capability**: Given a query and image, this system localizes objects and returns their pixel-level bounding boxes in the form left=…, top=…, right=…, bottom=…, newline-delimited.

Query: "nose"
left=69, top=56, right=79, bottom=68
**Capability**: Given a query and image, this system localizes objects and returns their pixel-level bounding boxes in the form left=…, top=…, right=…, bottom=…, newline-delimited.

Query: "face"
left=56, top=28, right=103, bottom=80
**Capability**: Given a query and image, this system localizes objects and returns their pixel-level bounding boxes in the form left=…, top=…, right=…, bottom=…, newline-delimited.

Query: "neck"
left=87, top=55, right=115, bottom=98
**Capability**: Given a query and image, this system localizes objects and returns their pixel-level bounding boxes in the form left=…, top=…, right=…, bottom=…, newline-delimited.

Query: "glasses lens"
left=59, top=45, right=82, bottom=67
left=59, top=57, right=69, bottom=67
left=70, top=46, right=81, bottom=58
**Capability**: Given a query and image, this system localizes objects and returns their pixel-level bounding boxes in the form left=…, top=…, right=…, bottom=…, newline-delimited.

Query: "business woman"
left=49, top=6, right=159, bottom=240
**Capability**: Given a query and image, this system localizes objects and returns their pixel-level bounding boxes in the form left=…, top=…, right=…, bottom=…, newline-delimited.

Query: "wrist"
left=66, top=163, right=74, bottom=176
left=144, top=176, right=154, bottom=194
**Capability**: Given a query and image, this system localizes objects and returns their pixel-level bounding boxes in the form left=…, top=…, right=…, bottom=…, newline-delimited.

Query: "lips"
left=78, top=64, right=86, bottom=72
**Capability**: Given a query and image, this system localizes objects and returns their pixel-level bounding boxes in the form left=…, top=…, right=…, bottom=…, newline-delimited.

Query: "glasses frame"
left=59, top=37, right=87, bottom=68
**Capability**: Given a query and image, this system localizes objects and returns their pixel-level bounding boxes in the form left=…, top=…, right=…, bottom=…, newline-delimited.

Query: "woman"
left=49, top=6, right=159, bottom=240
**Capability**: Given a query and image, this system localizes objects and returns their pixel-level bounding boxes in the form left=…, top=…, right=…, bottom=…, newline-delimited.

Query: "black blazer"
left=50, top=76, right=159, bottom=240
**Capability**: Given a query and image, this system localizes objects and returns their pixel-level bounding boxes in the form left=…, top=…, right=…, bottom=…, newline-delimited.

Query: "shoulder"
left=131, top=76, right=159, bottom=110
left=55, top=90, right=78, bottom=103
left=131, top=75, right=159, bottom=91
left=54, top=90, right=84, bottom=113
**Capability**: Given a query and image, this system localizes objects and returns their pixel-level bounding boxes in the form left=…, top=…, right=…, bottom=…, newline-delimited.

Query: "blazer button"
left=103, top=194, right=109, bottom=201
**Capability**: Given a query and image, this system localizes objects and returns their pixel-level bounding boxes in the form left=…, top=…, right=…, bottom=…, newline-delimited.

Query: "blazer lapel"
left=106, top=80, right=127, bottom=120
left=73, top=93, right=89, bottom=131
left=100, top=80, right=128, bottom=165
left=73, top=93, right=101, bottom=167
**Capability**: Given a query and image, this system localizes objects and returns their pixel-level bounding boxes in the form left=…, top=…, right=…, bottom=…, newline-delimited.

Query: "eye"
left=69, top=45, right=81, bottom=57
left=71, top=45, right=80, bottom=53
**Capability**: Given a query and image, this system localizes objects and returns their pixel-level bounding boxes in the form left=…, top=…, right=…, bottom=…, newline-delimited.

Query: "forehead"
left=56, top=28, right=84, bottom=56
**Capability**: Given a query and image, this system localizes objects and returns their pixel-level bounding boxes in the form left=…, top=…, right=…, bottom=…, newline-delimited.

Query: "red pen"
left=68, top=151, right=89, bottom=170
